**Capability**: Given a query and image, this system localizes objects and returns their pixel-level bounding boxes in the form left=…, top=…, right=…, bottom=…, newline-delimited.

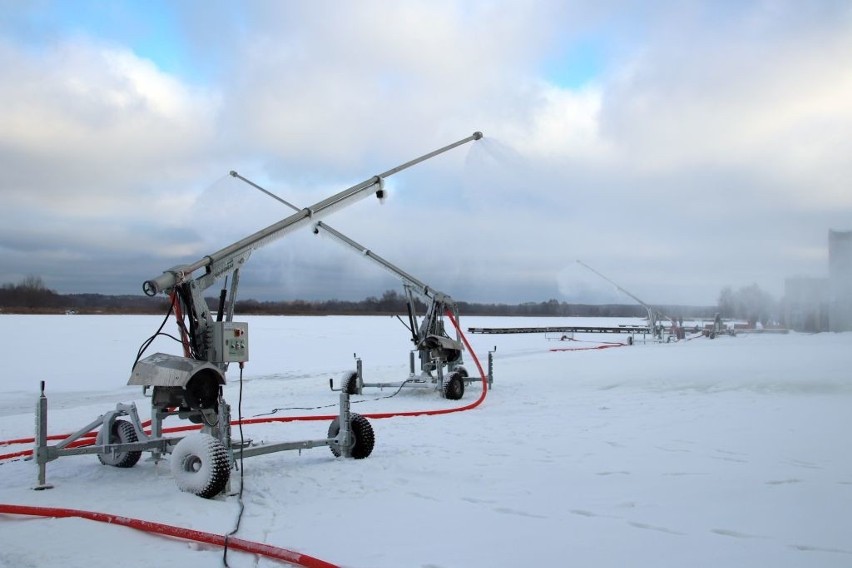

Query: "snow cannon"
left=30, top=130, right=482, bottom=498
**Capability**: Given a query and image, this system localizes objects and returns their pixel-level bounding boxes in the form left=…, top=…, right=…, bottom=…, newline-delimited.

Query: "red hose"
left=0, top=503, right=338, bottom=568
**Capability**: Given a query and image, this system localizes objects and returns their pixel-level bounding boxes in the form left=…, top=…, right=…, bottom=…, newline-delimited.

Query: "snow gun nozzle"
left=473, top=131, right=483, bottom=140
left=374, top=177, right=386, bottom=201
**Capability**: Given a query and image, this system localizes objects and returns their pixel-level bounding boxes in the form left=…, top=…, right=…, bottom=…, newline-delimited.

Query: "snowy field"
left=1, top=314, right=851, bottom=567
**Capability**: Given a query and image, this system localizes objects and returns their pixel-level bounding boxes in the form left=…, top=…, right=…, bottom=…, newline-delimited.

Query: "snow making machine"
left=228, top=178, right=475, bottom=401
left=315, top=222, right=472, bottom=400
left=31, top=131, right=483, bottom=498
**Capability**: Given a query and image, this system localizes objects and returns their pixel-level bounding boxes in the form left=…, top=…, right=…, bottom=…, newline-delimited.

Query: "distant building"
left=829, top=230, right=852, bottom=332
left=784, top=277, right=829, bottom=332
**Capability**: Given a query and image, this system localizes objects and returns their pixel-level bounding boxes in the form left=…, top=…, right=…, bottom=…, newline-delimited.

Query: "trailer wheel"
left=442, top=371, right=465, bottom=400
left=171, top=433, right=230, bottom=499
left=342, top=370, right=359, bottom=395
left=328, top=413, right=375, bottom=459
left=97, top=419, right=142, bottom=468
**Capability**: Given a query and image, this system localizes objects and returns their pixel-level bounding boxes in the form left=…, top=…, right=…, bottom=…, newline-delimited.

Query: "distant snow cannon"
left=31, top=130, right=482, bottom=498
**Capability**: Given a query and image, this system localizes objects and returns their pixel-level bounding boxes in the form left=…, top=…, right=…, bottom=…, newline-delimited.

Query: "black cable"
left=223, top=363, right=246, bottom=567
left=131, top=301, right=175, bottom=371
left=252, top=379, right=414, bottom=417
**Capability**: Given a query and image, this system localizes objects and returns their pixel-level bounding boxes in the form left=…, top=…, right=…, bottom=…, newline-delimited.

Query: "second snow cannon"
left=312, top=221, right=471, bottom=400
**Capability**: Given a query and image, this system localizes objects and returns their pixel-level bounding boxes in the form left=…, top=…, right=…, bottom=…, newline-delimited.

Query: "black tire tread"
left=97, top=419, right=142, bottom=468
left=442, top=371, right=465, bottom=400
left=328, top=413, right=375, bottom=459
left=171, top=434, right=230, bottom=499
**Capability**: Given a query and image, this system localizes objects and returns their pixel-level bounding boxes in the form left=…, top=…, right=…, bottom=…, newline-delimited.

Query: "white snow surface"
left=1, top=314, right=851, bottom=567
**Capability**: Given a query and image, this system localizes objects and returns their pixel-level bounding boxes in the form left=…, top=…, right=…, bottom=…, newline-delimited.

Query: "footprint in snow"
left=765, top=478, right=802, bottom=485
left=628, top=521, right=685, bottom=536
left=711, top=528, right=765, bottom=539
left=789, top=544, right=852, bottom=555
left=493, top=507, right=547, bottom=519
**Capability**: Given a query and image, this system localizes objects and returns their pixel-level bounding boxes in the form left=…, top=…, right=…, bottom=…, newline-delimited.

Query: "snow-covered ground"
left=1, top=314, right=851, bottom=567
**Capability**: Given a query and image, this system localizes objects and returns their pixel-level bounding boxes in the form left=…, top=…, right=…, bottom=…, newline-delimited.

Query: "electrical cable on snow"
left=252, top=379, right=415, bottom=417
left=223, top=363, right=247, bottom=567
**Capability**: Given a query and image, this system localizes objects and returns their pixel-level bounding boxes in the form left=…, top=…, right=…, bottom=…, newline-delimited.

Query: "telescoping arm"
left=143, top=131, right=483, bottom=297
left=310, top=221, right=459, bottom=353
left=311, top=221, right=451, bottom=304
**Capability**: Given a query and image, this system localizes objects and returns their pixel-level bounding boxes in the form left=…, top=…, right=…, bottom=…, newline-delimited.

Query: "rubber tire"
left=97, top=420, right=142, bottom=468
left=327, top=413, right=375, bottom=459
left=170, top=433, right=230, bottom=499
left=342, top=370, right=359, bottom=395
left=442, top=371, right=465, bottom=401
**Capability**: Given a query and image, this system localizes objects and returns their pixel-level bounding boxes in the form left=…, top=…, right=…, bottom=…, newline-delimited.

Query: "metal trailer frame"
left=30, top=132, right=482, bottom=497
left=33, top=381, right=359, bottom=492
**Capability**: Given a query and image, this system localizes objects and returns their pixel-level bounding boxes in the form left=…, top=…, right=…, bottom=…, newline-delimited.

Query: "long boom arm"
left=576, top=260, right=653, bottom=311
left=312, top=221, right=451, bottom=303
left=143, top=131, right=483, bottom=297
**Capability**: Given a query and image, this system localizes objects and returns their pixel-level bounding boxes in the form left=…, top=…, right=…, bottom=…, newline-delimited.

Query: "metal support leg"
left=217, top=397, right=235, bottom=494
left=338, top=390, right=352, bottom=458
left=488, top=348, right=496, bottom=390
left=33, top=381, right=53, bottom=491
left=150, top=404, right=166, bottom=462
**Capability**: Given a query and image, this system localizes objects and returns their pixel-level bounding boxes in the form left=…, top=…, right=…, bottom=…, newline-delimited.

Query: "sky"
left=1, top=1, right=851, bottom=307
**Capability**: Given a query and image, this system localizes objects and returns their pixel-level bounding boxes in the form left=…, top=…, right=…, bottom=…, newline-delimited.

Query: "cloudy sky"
left=1, top=1, right=851, bottom=306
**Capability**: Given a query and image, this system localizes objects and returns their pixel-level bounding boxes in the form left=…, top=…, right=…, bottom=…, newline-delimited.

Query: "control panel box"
left=212, top=321, right=249, bottom=363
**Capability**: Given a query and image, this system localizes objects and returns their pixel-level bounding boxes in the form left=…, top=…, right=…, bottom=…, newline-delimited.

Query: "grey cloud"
left=1, top=1, right=851, bottom=307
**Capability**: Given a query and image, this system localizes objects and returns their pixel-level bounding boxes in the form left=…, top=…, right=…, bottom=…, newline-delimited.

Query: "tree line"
left=1, top=275, right=775, bottom=322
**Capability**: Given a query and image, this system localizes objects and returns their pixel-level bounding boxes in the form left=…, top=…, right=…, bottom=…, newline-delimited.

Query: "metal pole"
left=338, top=391, right=352, bottom=458
left=33, top=381, right=53, bottom=490
left=488, top=348, right=496, bottom=390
